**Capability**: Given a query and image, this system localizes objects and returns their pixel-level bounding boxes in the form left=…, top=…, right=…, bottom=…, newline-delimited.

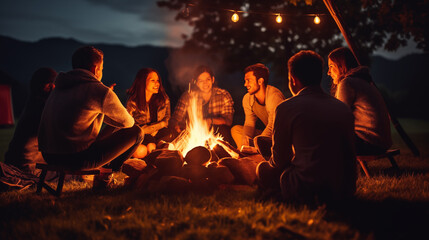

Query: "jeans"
left=43, top=124, right=144, bottom=171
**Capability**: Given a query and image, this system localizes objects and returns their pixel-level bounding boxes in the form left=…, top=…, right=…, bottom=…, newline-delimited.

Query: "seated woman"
left=170, top=65, right=235, bottom=146
left=4, top=67, right=57, bottom=175
left=327, top=47, right=392, bottom=155
left=126, top=68, right=171, bottom=159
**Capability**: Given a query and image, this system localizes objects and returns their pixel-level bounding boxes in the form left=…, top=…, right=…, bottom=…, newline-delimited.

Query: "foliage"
left=157, top=0, right=429, bottom=72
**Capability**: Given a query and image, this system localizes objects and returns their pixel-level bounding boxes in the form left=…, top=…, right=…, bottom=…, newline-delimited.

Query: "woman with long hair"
left=127, top=68, right=171, bottom=158
left=328, top=47, right=392, bottom=155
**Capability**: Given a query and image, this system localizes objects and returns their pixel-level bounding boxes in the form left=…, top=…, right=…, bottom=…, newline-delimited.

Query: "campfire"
left=168, top=92, right=240, bottom=161
left=122, top=92, right=262, bottom=192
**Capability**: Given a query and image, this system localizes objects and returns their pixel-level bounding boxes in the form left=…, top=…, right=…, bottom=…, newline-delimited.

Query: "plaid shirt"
left=171, top=87, right=234, bottom=128
left=126, top=98, right=170, bottom=135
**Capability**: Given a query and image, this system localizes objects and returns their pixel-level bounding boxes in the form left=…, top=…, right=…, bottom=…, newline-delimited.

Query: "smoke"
left=165, top=47, right=224, bottom=95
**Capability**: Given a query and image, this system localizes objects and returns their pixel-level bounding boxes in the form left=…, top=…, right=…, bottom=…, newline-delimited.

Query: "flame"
left=170, top=93, right=223, bottom=156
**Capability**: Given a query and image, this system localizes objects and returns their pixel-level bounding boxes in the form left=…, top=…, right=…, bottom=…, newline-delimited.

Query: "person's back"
left=4, top=67, right=57, bottom=174
left=257, top=50, right=356, bottom=205
left=39, top=68, right=131, bottom=153
left=38, top=46, right=142, bottom=171
left=275, top=86, right=356, bottom=202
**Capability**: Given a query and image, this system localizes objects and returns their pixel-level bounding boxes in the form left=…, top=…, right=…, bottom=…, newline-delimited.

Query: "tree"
left=158, top=0, right=428, bottom=72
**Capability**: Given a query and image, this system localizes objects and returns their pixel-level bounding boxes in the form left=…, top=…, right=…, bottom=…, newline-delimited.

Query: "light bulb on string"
left=181, top=5, right=189, bottom=17
left=314, top=15, right=320, bottom=24
left=231, top=12, right=239, bottom=22
left=276, top=14, right=282, bottom=24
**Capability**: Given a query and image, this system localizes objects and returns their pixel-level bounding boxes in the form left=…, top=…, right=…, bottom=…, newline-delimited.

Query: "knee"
left=231, top=125, right=243, bottom=136
left=256, top=161, right=271, bottom=179
left=131, top=124, right=144, bottom=142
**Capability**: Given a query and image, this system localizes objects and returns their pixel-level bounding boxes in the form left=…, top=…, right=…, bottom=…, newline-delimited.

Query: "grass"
left=1, top=118, right=429, bottom=239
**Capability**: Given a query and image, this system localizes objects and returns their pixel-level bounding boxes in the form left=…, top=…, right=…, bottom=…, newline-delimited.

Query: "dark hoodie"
left=335, top=66, right=392, bottom=150
left=38, top=69, right=134, bottom=154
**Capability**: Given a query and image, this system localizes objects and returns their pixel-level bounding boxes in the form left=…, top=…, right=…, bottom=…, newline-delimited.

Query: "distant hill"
left=370, top=53, right=429, bottom=119
left=0, top=35, right=174, bottom=117
left=0, top=35, right=428, bottom=120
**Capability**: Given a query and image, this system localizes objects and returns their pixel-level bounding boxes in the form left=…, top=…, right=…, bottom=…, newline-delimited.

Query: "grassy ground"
left=0, top=119, right=428, bottom=239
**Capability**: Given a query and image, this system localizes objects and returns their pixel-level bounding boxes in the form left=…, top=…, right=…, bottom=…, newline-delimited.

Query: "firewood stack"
left=121, top=142, right=264, bottom=194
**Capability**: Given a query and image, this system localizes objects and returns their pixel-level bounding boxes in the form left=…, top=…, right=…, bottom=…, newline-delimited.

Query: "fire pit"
left=123, top=92, right=262, bottom=193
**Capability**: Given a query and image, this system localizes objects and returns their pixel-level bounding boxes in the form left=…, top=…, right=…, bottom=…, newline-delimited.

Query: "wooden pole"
left=323, top=0, right=420, bottom=157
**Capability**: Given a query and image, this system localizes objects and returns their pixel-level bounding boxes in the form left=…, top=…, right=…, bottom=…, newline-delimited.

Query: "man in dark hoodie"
left=38, top=46, right=143, bottom=171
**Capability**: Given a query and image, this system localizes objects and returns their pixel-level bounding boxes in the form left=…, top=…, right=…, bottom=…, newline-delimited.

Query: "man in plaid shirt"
left=170, top=65, right=235, bottom=146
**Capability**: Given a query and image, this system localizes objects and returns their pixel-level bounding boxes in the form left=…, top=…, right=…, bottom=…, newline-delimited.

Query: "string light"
left=181, top=5, right=189, bottom=17
left=185, top=3, right=324, bottom=25
left=314, top=15, right=321, bottom=24
left=276, top=14, right=283, bottom=24
left=231, top=12, right=239, bottom=22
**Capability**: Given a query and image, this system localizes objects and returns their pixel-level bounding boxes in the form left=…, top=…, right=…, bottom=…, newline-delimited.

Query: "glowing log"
left=184, top=146, right=211, bottom=165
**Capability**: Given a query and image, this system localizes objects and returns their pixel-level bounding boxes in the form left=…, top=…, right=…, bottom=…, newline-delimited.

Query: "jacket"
left=38, top=69, right=134, bottom=154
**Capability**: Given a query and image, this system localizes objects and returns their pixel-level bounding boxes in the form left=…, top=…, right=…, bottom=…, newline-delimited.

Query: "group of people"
left=4, top=45, right=392, bottom=205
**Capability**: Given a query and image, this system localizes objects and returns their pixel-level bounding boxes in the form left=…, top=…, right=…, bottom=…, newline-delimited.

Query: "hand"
left=109, top=83, right=116, bottom=90
left=174, top=125, right=182, bottom=133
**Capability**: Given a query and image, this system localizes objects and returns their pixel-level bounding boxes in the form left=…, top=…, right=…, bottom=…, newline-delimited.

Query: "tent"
left=0, top=71, right=15, bottom=126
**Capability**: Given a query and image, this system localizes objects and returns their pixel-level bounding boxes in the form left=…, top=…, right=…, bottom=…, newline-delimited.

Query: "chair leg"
left=56, top=172, right=66, bottom=197
left=36, top=169, right=47, bottom=194
left=388, top=156, right=399, bottom=170
left=358, top=159, right=371, bottom=177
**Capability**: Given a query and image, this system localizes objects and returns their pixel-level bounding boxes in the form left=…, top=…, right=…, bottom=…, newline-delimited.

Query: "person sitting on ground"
left=38, top=46, right=143, bottom=172
left=257, top=50, right=356, bottom=205
left=126, top=67, right=171, bottom=159
left=231, top=63, right=285, bottom=157
left=4, top=67, right=57, bottom=175
left=170, top=65, right=235, bottom=145
left=328, top=47, right=392, bottom=155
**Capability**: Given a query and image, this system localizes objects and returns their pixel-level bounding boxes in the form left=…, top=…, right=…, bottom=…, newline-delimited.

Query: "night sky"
left=0, top=0, right=192, bottom=47
left=0, top=0, right=423, bottom=59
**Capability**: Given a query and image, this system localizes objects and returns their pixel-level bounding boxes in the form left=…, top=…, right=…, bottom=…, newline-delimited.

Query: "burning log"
left=212, top=144, right=230, bottom=159
left=217, top=139, right=246, bottom=158
left=146, top=149, right=184, bottom=177
left=184, top=146, right=211, bottom=165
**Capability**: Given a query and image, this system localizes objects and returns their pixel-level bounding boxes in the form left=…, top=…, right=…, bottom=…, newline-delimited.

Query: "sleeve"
left=269, top=104, right=293, bottom=170
left=261, top=89, right=285, bottom=137
left=102, top=89, right=134, bottom=128
left=242, top=94, right=258, bottom=141
left=170, top=93, right=188, bottom=129
left=220, top=91, right=234, bottom=126
left=336, top=79, right=355, bottom=108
